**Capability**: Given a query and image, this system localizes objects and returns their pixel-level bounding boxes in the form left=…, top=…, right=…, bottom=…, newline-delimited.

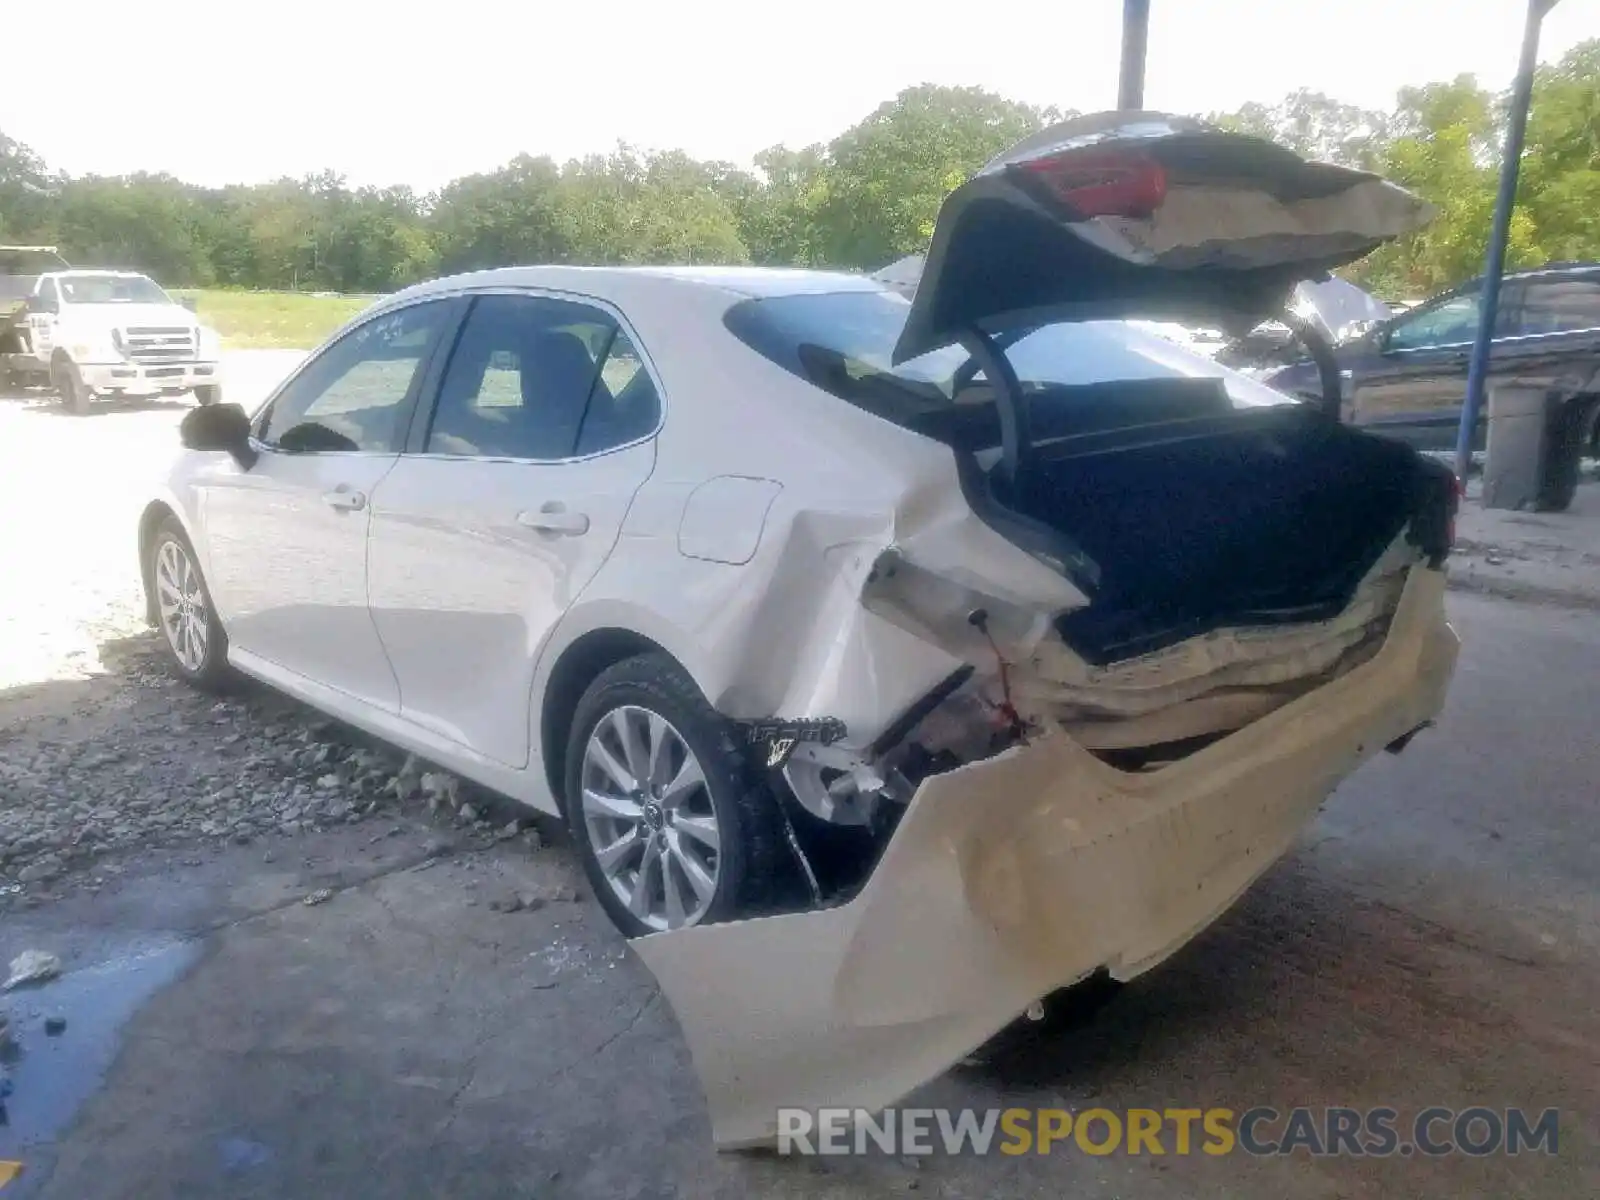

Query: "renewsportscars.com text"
left=776, top=1106, right=1560, bottom=1158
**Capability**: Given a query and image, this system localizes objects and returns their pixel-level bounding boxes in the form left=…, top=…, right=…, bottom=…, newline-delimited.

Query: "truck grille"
left=122, top=326, right=196, bottom=363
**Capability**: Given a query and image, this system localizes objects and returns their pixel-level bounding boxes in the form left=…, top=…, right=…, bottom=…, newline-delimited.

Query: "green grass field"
left=174, top=289, right=381, bottom=349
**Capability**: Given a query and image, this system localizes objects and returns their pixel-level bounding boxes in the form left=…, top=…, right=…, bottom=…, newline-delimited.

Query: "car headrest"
left=520, top=330, right=598, bottom=410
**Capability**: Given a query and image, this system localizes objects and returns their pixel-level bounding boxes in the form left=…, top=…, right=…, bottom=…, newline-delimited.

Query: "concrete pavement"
left=1451, top=476, right=1600, bottom=609
left=2, top=594, right=1596, bottom=1199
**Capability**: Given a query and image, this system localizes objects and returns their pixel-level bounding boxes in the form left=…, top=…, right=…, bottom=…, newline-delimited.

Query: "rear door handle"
left=323, top=487, right=366, bottom=512
left=517, top=503, right=590, bottom=536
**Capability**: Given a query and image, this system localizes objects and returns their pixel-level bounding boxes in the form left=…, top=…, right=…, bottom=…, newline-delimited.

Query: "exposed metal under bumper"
left=633, top=565, right=1458, bottom=1149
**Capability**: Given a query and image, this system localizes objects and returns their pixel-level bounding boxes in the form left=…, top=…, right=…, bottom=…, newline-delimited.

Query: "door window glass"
left=575, top=328, right=662, bottom=455
left=426, top=294, right=658, bottom=459
left=1386, top=292, right=1481, bottom=351
left=259, top=301, right=448, bottom=453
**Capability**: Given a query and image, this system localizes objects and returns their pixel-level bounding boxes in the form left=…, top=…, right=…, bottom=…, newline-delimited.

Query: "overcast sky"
left=5, top=0, right=1596, bottom=192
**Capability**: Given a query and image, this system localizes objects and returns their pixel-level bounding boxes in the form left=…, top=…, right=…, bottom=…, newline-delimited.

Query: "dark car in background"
left=1264, top=262, right=1600, bottom=509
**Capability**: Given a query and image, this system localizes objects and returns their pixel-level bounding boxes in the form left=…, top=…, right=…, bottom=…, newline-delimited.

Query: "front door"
left=367, top=291, right=661, bottom=767
left=196, top=299, right=456, bottom=710
left=1348, top=283, right=1521, bottom=450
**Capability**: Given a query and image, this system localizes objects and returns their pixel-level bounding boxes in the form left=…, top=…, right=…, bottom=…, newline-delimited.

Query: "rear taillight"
left=1012, top=150, right=1167, bottom=220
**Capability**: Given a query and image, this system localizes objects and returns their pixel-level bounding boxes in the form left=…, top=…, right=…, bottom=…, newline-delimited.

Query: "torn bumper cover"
left=634, top=565, right=1457, bottom=1149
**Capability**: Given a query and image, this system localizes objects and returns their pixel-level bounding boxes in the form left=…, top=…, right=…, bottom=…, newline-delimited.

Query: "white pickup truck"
left=0, top=255, right=224, bottom=414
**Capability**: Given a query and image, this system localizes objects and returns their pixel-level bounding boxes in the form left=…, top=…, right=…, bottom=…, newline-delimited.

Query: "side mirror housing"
left=180, top=402, right=257, bottom=469
left=178, top=295, right=199, bottom=313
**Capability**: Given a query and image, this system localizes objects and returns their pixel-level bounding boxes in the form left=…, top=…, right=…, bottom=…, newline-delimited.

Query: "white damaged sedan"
left=140, top=113, right=1460, bottom=1146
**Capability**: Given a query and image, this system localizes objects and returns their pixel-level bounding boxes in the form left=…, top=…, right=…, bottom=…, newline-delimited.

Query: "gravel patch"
left=0, top=364, right=542, bottom=911
left=0, top=636, right=544, bottom=907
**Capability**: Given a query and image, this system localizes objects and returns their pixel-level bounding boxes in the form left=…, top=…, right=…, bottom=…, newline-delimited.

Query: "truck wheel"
left=1536, top=398, right=1594, bottom=513
left=51, top=355, right=91, bottom=416
left=193, top=384, right=221, bottom=406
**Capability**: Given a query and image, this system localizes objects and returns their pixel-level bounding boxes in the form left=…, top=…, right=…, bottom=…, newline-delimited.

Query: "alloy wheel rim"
left=580, top=704, right=721, bottom=932
left=154, top=539, right=209, bottom=672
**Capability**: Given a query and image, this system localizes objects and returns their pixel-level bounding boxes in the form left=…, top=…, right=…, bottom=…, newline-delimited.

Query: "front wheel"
left=564, top=653, right=782, bottom=937
left=148, top=519, right=233, bottom=690
left=193, top=384, right=221, bottom=406
left=52, top=356, right=90, bottom=415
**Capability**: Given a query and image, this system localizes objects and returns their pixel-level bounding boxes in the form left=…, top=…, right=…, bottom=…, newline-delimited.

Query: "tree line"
left=2, top=40, right=1596, bottom=301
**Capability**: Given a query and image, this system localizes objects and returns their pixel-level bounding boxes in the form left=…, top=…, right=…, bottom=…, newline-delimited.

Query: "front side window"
left=259, top=301, right=448, bottom=453
left=425, top=293, right=660, bottom=459
left=1386, top=291, right=1481, bottom=351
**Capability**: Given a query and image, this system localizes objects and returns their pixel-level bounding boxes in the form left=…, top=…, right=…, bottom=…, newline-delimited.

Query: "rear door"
left=366, top=290, right=660, bottom=769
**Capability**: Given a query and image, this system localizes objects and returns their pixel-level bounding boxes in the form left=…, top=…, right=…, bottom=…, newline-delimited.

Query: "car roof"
left=1468, top=261, right=1600, bottom=288
left=391, top=263, right=884, bottom=307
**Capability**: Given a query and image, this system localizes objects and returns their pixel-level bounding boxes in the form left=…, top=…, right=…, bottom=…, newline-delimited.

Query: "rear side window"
left=1513, top=276, right=1600, bottom=336
left=723, top=290, right=1287, bottom=445
left=425, top=294, right=660, bottom=460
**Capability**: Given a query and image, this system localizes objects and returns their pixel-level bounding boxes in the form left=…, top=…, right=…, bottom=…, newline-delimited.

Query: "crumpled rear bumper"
left=634, top=565, right=1458, bottom=1149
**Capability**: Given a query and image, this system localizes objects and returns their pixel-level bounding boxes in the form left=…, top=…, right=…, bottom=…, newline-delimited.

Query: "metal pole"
left=1119, top=0, right=1150, bottom=111
left=1454, top=0, right=1554, bottom=482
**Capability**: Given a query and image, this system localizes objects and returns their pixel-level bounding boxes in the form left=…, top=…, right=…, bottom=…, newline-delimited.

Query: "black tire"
left=147, top=518, right=234, bottom=691
left=194, top=384, right=222, bottom=406
left=1535, top=398, right=1593, bottom=513
left=564, top=652, right=781, bottom=937
left=52, top=355, right=90, bottom=415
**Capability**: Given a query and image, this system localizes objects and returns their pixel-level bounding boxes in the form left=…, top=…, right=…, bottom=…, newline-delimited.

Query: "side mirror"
left=179, top=402, right=257, bottom=469
left=178, top=296, right=199, bottom=313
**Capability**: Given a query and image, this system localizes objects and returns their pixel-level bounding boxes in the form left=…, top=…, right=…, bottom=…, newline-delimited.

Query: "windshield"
left=57, top=274, right=171, bottom=305
left=723, top=289, right=1293, bottom=435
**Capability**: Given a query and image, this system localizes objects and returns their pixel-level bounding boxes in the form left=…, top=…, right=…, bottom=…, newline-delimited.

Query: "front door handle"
left=323, top=486, right=366, bottom=512
left=517, top=503, right=590, bottom=536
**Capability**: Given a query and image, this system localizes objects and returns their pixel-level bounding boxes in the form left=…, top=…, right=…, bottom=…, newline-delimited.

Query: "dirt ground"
left=1, top=368, right=1596, bottom=1197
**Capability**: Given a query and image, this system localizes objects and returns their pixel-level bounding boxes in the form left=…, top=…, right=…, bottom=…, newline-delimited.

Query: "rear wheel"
left=564, top=652, right=781, bottom=937
left=194, top=384, right=221, bottom=406
left=148, top=519, right=233, bottom=690
left=51, top=354, right=90, bottom=415
left=1535, top=397, right=1594, bottom=513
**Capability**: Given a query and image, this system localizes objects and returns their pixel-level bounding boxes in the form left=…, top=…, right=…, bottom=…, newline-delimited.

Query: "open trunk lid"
left=892, top=112, right=1433, bottom=363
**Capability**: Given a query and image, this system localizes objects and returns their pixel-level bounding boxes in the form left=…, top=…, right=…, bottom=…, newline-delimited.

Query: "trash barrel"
left=1482, top=386, right=1585, bottom=513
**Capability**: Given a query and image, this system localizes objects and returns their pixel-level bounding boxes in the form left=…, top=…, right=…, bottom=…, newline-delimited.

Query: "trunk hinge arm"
left=1282, top=312, right=1343, bottom=421
left=960, top=327, right=1031, bottom=487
